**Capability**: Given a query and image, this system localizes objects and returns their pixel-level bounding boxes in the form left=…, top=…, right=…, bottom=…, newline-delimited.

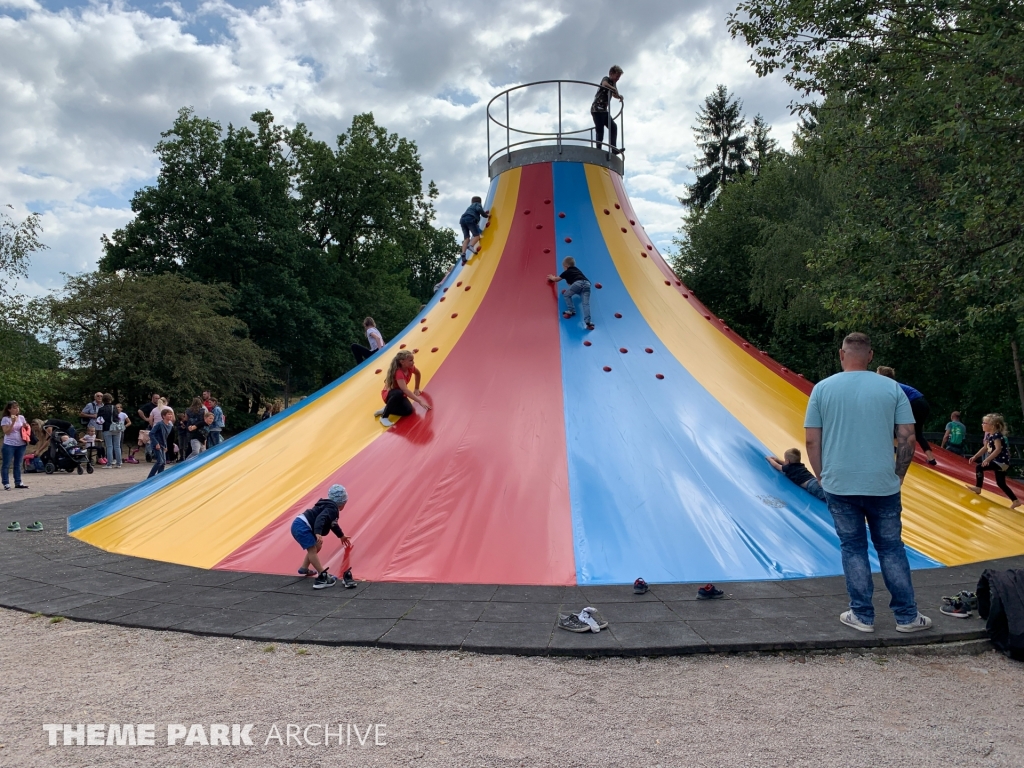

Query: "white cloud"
left=0, top=0, right=799, bottom=294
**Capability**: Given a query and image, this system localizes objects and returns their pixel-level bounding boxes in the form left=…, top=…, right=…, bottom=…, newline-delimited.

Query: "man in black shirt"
left=591, top=65, right=624, bottom=153
left=547, top=257, right=594, bottom=330
left=766, top=448, right=827, bottom=501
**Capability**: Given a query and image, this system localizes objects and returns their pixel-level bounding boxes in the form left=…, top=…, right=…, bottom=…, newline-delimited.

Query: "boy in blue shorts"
left=290, top=484, right=356, bottom=589
left=459, top=196, right=489, bottom=263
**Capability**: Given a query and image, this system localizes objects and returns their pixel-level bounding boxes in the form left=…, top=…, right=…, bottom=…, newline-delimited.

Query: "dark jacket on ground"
left=298, top=499, right=345, bottom=539
left=978, top=568, right=1024, bottom=660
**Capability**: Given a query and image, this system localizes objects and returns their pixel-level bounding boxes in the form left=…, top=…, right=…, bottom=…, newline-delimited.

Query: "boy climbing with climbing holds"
left=290, top=484, right=357, bottom=589
left=460, top=196, right=489, bottom=264
left=548, top=257, right=594, bottom=330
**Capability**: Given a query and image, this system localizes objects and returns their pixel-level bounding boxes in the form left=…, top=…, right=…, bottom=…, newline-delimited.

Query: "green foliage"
left=38, top=272, right=276, bottom=411
left=682, top=85, right=751, bottom=210
left=0, top=206, right=46, bottom=302
left=100, top=109, right=453, bottom=390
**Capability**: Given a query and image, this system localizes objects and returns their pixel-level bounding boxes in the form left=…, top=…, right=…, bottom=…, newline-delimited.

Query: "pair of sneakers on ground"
left=297, top=566, right=356, bottom=590
left=7, top=521, right=43, bottom=532
left=939, top=590, right=979, bottom=619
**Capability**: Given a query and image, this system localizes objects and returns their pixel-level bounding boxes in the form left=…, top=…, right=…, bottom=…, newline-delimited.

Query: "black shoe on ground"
left=313, top=568, right=337, bottom=590
left=697, top=583, right=724, bottom=599
left=633, top=577, right=648, bottom=595
left=342, top=569, right=357, bottom=588
left=940, top=596, right=971, bottom=618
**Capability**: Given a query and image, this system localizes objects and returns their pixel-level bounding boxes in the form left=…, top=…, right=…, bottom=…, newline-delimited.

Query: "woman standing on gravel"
left=1, top=401, right=30, bottom=491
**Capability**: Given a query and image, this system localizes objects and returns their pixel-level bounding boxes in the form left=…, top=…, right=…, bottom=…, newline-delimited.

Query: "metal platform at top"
left=487, top=80, right=625, bottom=179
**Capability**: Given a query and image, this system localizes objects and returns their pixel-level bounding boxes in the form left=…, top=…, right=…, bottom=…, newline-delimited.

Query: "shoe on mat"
left=342, top=568, right=357, bottom=588
left=957, top=591, right=979, bottom=612
left=633, top=577, right=649, bottom=595
left=940, top=597, right=971, bottom=619
left=839, top=610, right=875, bottom=633
left=25, top=521, right=43, bottom=532
left=558, top=612, right=591, bottom=632
left=896, top=613, right=933, bottom=633
left=379, top=416, right=393, bottom=429
left=6, top=522, right=20, bottom=532
left=373, top=408, right=385, bottom=418
left=697, top=584, right=724, bottom=600
left=313, top=568, right=337, bottom=590
left=297, top=567, right=317, bottom=577
left=14, top=484, right=29, bottom=489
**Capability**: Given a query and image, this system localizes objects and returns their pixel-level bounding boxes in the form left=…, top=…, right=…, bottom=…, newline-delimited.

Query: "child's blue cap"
left=328, top=484, right=348, bottom=505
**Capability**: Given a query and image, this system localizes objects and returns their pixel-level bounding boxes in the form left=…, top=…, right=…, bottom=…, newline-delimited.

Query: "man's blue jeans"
left=824, top=491, right=919, bottom=625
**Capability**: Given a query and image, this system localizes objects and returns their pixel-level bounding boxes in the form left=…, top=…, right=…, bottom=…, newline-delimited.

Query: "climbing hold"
left=704, top=314, right=711, bottom=320
left=431, top=347, right=439, bottom=353
left=723, top=325, right=730, bottom=331
left=797, top=373, right=806, bottom=378
left=400, top=344, right=407, bottom=349
left=524, top=209, right=531, bottom=215
left=558, top=212, right=566, bottom=218
left=603, top=208, right=610, bottom=215
left=681, top=293, right=689, bottom=298
left=595, top=283, right=603, bottom=289
left=619, top=347, right=628, bottom=354
left=374, top=369, right=382, bottom=374
left=536, top=224, right=543, bottom=229
left=646, top=244, right=653, bottom=251
left=675, top=281, right=682, bottom=286
left=543, top=248, right=551, bottom=254
left=645, top=348, right=653, bottom=354
left=421, top=327, right=428, bottom=332
left=620, top=227, right=627, bottom=233
left=742, top=342, right=750, bottom=348
left=420, top=318, right=426, bottom=324
left=760, top=350, right=769, bottom=356
left=781, top=367, right=789, bottom=373
left=439, top=297, right=446, bottom=302
left=457, top=281, right=462, bottom=287
left=412, top=349, right=419, bottom=354
left=451, top=313, right=458, bottom=318
left=630, top=219, right=636, bottom=225
left=443, top=287, right=449, bottom=293
left=664, top=281, right=671, bottom=286
left=583, top=340, right=592, bottom=347
left=564, top=237, right=572, bottom=243
left=544, top=199, right=551, bottom=204
left=614, top=203, right=620, bottom=209
left=603, top=366, right=612, bottom=372
left=640, top=251, right=647, bottom=258
left=655, top=374, right=665, bottom=380
left=464, top=285, right=471, bottom=291
left=614, top=313, right=622, bottom=319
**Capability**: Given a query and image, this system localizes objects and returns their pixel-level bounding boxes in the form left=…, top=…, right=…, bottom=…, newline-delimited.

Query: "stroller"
left=43, top=431, right=94, bottom=475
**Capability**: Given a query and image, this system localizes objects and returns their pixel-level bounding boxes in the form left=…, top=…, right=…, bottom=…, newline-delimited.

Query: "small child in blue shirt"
left=459, top=196, right=489, bottom=263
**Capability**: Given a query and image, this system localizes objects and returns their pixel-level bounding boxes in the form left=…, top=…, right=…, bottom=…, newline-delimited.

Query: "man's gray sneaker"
left=896, top=613, right=933, bottom=633
left=839, top=610, right=875, bottom=633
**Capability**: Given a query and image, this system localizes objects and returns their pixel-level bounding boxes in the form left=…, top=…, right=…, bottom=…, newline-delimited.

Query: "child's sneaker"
left=633, top=578, right=648, bottom=595
left=557, top=612, right=592, bottom=633
left=939, top=596, right=971, bottom=618
left=373, top=408, right=385, bottom=418
left=697, top=584, right=724, bottom=599
left=342, top=569, right=357, bottom=588
left=379, top=416, right=393, bottom=429
left=585, top=323, right=595, bottom=331
left=297, top=567, right=317, bottom=577
left=957, top=591, right=979, bottom=612
left=562, top=311, right=575, bottom=319
left=6, top=522, right=20, bottom=532
left=313, top=568, right=337, bottom=590
left=25, top=521, right=43, bottom=532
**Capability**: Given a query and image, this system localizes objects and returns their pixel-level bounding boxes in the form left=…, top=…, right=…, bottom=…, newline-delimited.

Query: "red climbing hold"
left=543, top=248, right=551, bottom=254
left=645, top=348, right=653, bottom=354
left=620, top=227, right=627, bottom=233
left=464, top=285, right=471, bottom=291
left=603, top=366, right=612, bottom=372
left=675, top=281, right=682, bottom=286
left=603, top=208, right=610, bottom=215
left=742, top=342, right=750, bottom=348
left=451, top=313, right=458, bottom=318
left=583, top=340, right=592, bottom=347
left=420, top=318, right=426, bottom=323
left=439, top=297, right=446, bottom=302
left=558, top=212, right=565, bottom=218
left=374, top=369, right=382, bottom=374
left=400, top=344, right=407, bottom=349
left=619, top=348, right=628, bottom=354
left=760, top=350, right=769, bottom=356
left=412, top=349, right=419, bottom=353
left=524, top=209, right=531, bottom=215
left=614, top=203, right=620, bottom=209
left=536, top=224, right=543, bottom=229
left=797, top=373, right=806, bottom=379
left=544, top=199, right=551, bottom=204
left=443, top=287, right=449, bottom=293
left=640, top=251, right=647, bottom=258
left=781, top=367, right=789, bottom=373
left=564, top=237, right=572, bottom=243
left=431, top=347, right=439, bottom=353
left=456, top=281, right=462, bottom=287
left=704, top=314, right=711, bottom=320
left=595, top=283, right=603, bottom=289
left=664, top=281, right=671, bottom=286
left=655, top=374, right=665, bottom=380
left=421, top=327, right=428, bottom=332
left=646, top=244, right=653, bottom=251
left=681, top=293, right=689, bottom=298
left=614, top=313, right=622, bottom=318
left=630, top=219, right=636, bottom=225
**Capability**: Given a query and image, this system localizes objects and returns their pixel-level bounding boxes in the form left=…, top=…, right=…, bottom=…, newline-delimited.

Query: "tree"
left=681, top=85, right=751, bottom=209
left=747, top=114, right=779, bottom=176
left=0, top=205, right=46, bottom=302
left=39, top=272, right=275, bottom=411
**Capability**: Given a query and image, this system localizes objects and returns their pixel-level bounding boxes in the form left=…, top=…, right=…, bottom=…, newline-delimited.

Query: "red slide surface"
left=217, top=163, right=577, bottom=584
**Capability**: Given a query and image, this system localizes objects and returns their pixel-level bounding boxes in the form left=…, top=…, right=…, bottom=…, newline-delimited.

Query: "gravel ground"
left=0, top=462, right=152, bottom=505
left=1, top=608, right=1022, bottom=768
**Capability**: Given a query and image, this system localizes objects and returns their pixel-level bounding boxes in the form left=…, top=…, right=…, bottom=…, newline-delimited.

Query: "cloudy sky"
left=0, top=0, right=799, bottom=295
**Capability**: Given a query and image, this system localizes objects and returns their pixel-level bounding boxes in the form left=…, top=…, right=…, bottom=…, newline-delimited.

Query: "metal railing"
left=486, top=80, right=625, bottom=168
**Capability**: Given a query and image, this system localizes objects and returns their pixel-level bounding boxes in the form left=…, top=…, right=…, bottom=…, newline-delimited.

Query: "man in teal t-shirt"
left=942, top=411, right=967, bottom=457
left=804, top=332, right=931, bottom=635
